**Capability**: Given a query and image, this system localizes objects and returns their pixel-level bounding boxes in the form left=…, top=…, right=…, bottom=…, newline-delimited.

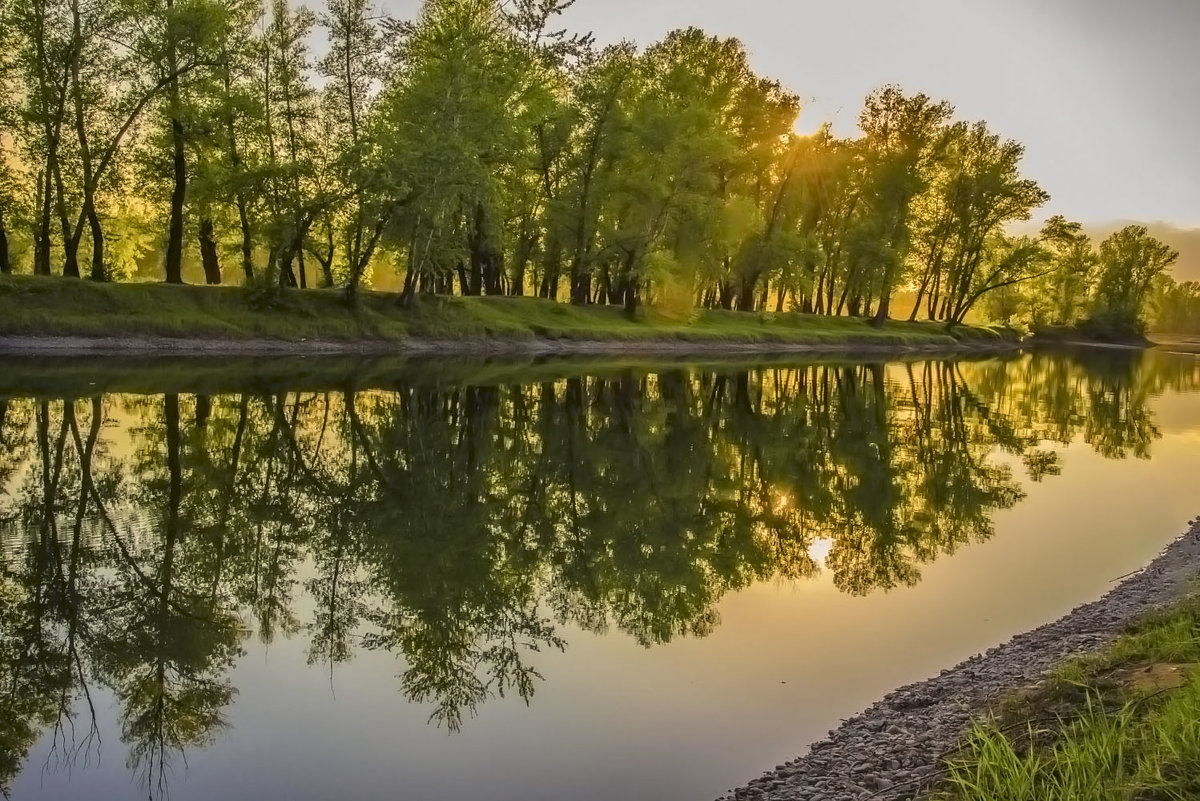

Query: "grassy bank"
left=934, top=595, right=1200, bottom=801
left=0, top=275, right=1015, bottom=350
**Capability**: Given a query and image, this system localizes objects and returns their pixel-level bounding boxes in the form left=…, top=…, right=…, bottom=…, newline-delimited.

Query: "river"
left=1, top=347, right=1198, bottom=800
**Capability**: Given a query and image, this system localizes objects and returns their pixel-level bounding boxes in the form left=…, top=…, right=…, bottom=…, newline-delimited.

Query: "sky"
left=378, top=0, right=1200, bottom=229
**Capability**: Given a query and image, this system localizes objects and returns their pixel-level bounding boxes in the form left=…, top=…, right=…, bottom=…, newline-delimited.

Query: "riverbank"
left=0, top=275, right=1017, bottom=355
left=722, top=519, right=1200, bottom=801
left=937, top=594, right=1200, bottom=800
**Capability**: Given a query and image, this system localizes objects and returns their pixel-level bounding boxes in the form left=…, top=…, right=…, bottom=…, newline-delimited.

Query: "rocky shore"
left=721, top=519, right=1200, bottom=801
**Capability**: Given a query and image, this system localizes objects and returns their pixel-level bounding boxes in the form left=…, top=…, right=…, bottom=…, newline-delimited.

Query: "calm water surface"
left=2, top=349, right=1199, bottom=801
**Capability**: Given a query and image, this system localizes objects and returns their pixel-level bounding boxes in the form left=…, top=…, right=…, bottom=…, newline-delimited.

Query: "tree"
left=121, top=0, right=231, bottom=284
left=1032, top=215, right=1097, bottom=326
left=1152, top=279, right=1200, bottom=335
left=909, top=121, right=1048, bottom=324
left=1089, top=225, right=1179, bottom=332
left=0, top=4, right=25, bottom=275
left=856, top=86, right=953, bottom=324
left=319, top=0, right=384, bottom=301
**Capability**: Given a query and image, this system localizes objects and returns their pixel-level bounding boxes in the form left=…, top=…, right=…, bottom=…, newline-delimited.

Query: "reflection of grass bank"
left=935, top=596, right=1200, bottom=801
left=1029, top=319, right=1152, bottom=347
left=0, top=275, right=1015, bottom=352
left=0, top=350, right=1022, bottom=399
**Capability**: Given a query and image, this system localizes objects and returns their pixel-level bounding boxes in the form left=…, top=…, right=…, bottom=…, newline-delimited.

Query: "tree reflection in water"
left=0, top=349, right=1196, bottom=796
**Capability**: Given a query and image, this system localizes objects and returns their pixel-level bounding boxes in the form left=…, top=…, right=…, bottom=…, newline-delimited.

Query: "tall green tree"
left=856, top=86, right=953, bottom=324
left=1089, top=225, right=1179, bottom=332
left=319, top=0, right=384, bottom=300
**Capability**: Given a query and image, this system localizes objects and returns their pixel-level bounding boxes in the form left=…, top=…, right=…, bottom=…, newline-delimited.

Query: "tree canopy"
left=0, top=0, right=1185, bottom=328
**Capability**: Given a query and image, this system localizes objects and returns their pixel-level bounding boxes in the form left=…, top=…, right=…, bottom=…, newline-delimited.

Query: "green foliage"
left=938, top=596, right=1200, bottom=801
left=0, top=0, right=1102, bottom=326
left=1089, top=225, right=1179, bottom=328
left=982, top=223, right=1185, bottom=341
left=1152, top=280, right=1200, bottom=334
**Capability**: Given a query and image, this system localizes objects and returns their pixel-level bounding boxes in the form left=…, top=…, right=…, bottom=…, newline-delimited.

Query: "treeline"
left=1151, top=280, right=1200, bottom=335
left=983, top=219, right=1181, bottom=336
left=0, top=0, right=1181, bottom=327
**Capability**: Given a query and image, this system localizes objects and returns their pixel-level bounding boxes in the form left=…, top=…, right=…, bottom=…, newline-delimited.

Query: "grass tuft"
left=935, top=595, right=1200, bottom=801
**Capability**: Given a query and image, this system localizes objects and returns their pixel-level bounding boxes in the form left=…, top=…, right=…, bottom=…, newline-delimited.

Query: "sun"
left=792, top=116, right=818, bottom=138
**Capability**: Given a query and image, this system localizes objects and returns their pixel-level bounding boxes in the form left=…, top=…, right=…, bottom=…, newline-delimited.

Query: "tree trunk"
left=457, top=262, right=470, bottom=296
left=87, top=206, right=105, bottom=280
left=165, top=113, right=187, bottom=284
left=198, top=218, right=222, bottom=285
left=571, top=271, right=590, bottom=305
left=871, top=294, right=891, bottom=326
left=279, top=249, right=298, bottom=287
left=737, top=274, right=757, bottom=312
left=0, top=208, right=9, bottom=274
left=319, top=252, right=334, bottom=288
left=35, top=170, right=52, bottom=276
left=718, top=282, right=735, bottom=310
left=237, top=197, right=253, bottom=282
left=165, top=0, right=186, bottom=285
left=539, top=250, right=561, bottom=300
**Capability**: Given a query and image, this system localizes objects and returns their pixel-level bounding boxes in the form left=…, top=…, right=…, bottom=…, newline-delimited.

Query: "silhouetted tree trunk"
left=236, top=201, right=253, bottom=282
left=165, top=115, right=187, bottom=284
left=195, top=394, right=211, bottom=428
left=872, top=293, right=891, bottom=326
left=87, top=207, right=105, bottom=280
left=718, top=279, right=735, bottom=310
left=199, top=219, right=222, bottom=284
left=0, top=208, right=9, bottom=274
left=279, top=251, right=298, bottom=287
left=34, top=170, right=52, bottom=275
left=164, top=0, right=186, bottom=285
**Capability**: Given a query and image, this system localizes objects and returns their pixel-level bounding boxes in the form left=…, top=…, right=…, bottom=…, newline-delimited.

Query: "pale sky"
left=379, top=0, right=1200, bottom=228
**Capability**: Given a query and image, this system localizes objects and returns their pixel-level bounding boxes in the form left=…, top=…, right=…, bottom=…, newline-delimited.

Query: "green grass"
left=934, top=595, right=1200, bottom=801
left=0, top=275, right=1016, bottom=349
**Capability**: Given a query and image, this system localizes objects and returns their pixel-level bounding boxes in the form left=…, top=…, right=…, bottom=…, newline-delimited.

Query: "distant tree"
left=1033, top=215, right=1097, bottom=326
left=1152, top=279, right=1200, bottom=334
left=1089, top=225, right=1178, bottom=333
